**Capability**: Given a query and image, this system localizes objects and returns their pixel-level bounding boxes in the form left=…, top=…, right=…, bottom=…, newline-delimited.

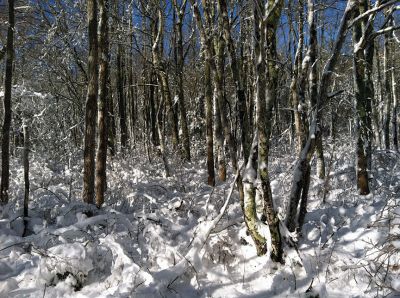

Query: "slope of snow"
left=0, top=142, right=399, bottom=297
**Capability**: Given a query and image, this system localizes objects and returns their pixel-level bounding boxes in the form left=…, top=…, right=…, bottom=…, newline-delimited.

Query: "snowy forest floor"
left=0, top=141, right=399, bottom=297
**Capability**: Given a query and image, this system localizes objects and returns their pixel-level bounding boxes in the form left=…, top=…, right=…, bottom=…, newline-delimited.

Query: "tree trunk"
left=189, top=0, right=215, bottom=186
left=95, top=0, right=109, bottom=207
left=23, top=121, right=29, bottom=219
left=128, top=8, right=136, bottom=145
left=156, top=95, right=170, bottom=178
left=383, top=31, right=392, bottom=150
left=353, top=51, right=370, bottom=194
left=242, top=133, right=267, bottom=255
left=261, top=0, right=284, bottom=263
left=214, top=35, right=227, bottom=182
left=214, top=90, right=226, bottom=182
left=217, top=0, right=250, bottom=162
left=365, top=30, right=374, bottom=172
left=0, top=0, right=14, bottom=204
left=152, top=8, right=179, bottom=150
left=117, top=44, right=128, bottom=150
left=375, top=47, right=384, bottom=147
left=308, top=0, right=325, bottom=180
left=352, top=0, right=372, bottom=195
left=205, top=56, right=215, bottom=186
left=174, top=0, right=191, bottom=161
left=151, top=8, right=172, bottom=177
left=289, top=0, right=307, bottom=154
left=391, top=40, right=398, bottom=152
left=149, top=72, right=159, bottom=146
left=107, top=90, right=116, bottom=156
left=82, top=0, right=99, bottom=204
left=316, top=138, right=326, bottom=179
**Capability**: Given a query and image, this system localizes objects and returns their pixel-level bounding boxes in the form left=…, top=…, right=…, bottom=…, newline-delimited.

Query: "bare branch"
left=348, top=0, right=399, bottom=28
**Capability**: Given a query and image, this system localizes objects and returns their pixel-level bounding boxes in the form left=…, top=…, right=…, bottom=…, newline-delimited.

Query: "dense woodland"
left=0, top=0, right=400, bottom=297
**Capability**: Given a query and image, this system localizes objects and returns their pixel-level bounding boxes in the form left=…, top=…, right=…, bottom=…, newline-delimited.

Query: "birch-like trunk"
left=152, top=8, right=171, bottom=177
left=289, top=0, right=307, bottom=154
left=213, top=32, right=227, bottom=182
left=391, top=39, right=398, bottom=151
left=173, top=0, right=191, bottom=161
left=152, top=8, right=179, bottom=150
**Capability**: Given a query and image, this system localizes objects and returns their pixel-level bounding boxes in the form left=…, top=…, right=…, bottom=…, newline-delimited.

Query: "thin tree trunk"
left=128, top=7, right=136, bottom=145
left=214, top=90, right=226, bottom=182
left=82, top=0, right=98, bottom=204
left=308, top=0, right=325, bottom=180
left=156, top=96, right=170, bottom=178
left=149, top=72, right=159, bottom=146
left=365, top=29, right=374, bottom=172
left=189, top=0, right=215, bottom=186
left=316, top=138, right=325, bottom=179
left=23, top=121, right=29, bottom=219
left=383, top=30, right=392, bottom=150
left=391, top=40, right=398, bottom=151
left=95, top=0, right=109, bottom=207
left=375, top=46, right=384, bottom=147
left=173, top=0, right=191, bottom=161
left=117, top=44, right=128, bottom=150
left=107, top=91, right=116, bottom=156
left=152, top=8, right=179, bottom=150
left=0, top=0, right=15, bottom=204
left=214, top=34, right=227, bottom=182
left=205, top=56, right=215, bottom=186
left=151, top=7, right=171, bottom=177
left=217, top=0, right=250, bottom=162
left=289, top=0, right=306, bottom=154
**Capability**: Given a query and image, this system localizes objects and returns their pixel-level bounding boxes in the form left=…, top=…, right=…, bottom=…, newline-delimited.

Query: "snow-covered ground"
left=0, top=142, right=399, bottom=297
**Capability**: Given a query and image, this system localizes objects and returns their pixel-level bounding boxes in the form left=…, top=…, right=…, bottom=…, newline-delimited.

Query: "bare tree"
left=286, top=0, right=359, bottom=233
left=242, top=0, right=284, bottom=262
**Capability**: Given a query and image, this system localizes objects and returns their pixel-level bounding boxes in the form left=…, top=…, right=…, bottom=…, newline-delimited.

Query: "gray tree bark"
left=82, top=0, right=98, bottom=204
left=0, top=0, right=14, bottom=204
left=95, top=0, right=109, bottom=207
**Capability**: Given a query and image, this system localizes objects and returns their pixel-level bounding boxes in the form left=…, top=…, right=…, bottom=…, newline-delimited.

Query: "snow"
left=392, top=279, right=400, bottom=292
left=0, top=139, right=399, bottom=297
